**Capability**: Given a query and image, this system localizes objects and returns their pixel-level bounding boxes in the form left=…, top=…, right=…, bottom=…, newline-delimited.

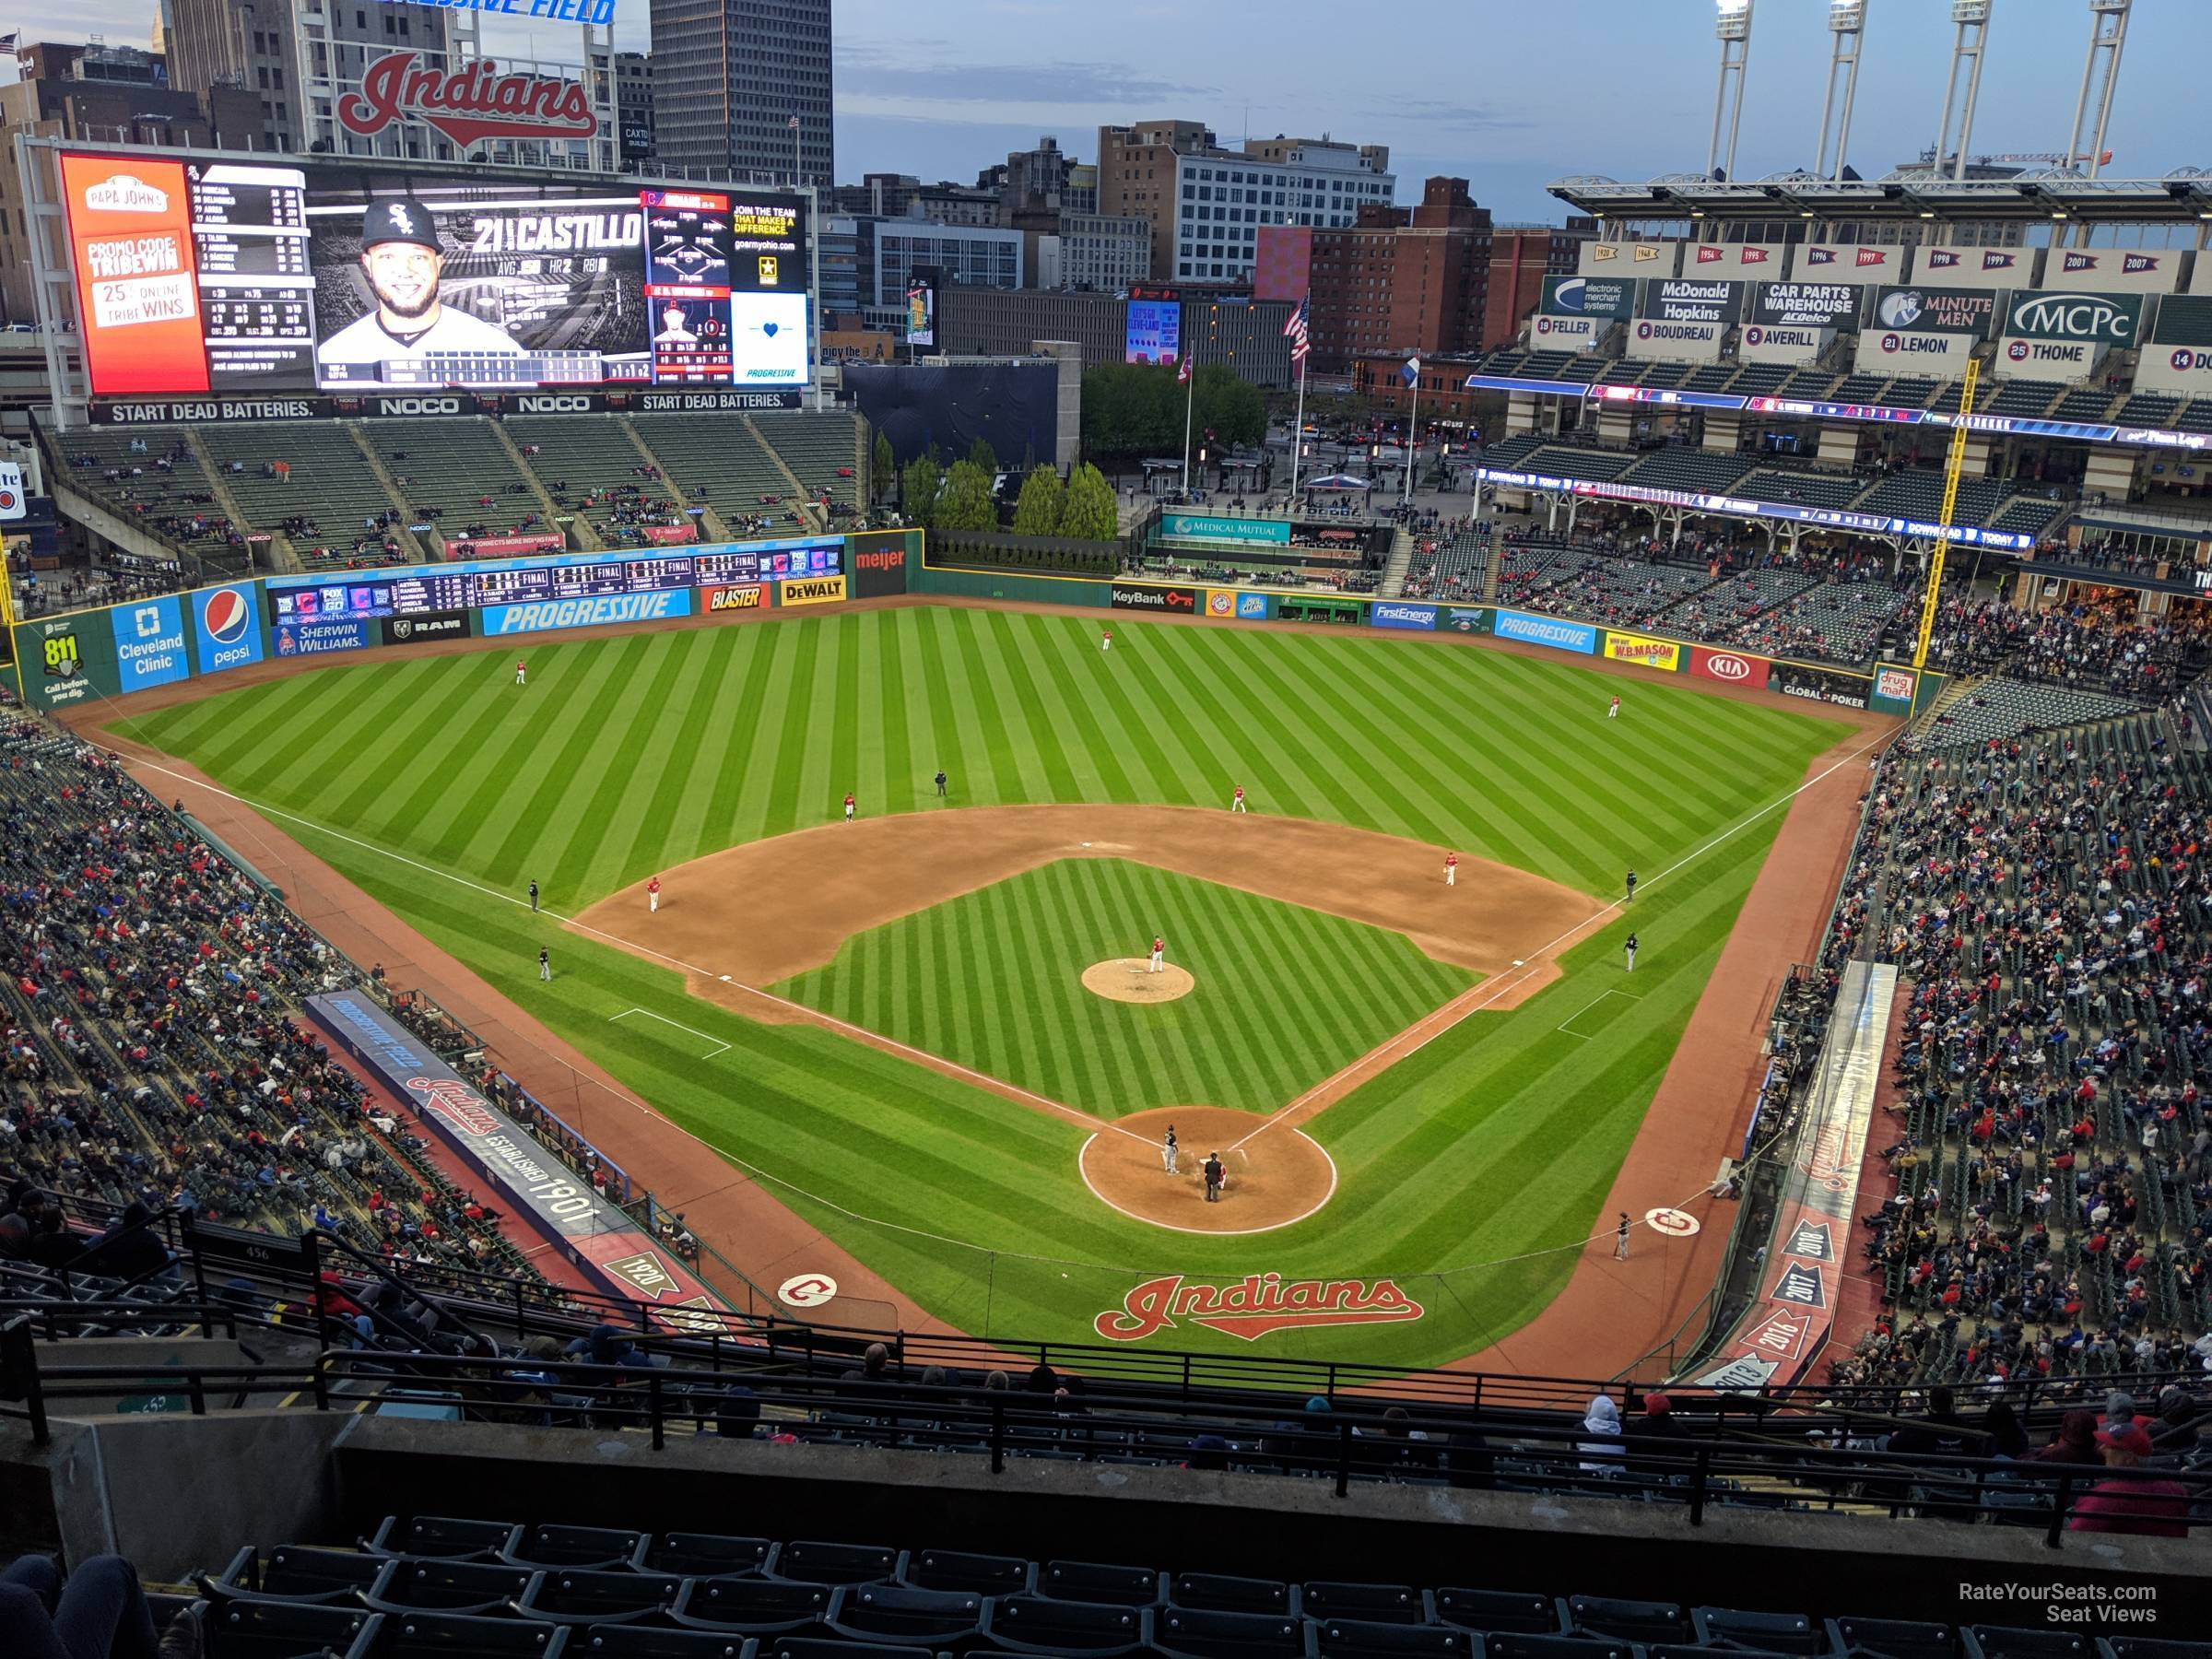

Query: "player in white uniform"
left=1149, top=935, right=1166, bottom=974
left=318, top=200, right=526, bottom=383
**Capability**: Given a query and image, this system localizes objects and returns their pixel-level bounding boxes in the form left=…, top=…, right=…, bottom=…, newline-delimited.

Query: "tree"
left=1060, top=462, right=1118, bottom=541
left=1011, top=468, right=1065, bottom=536
left=900, top=453, right=943, bottom=528
left=1192, top=364, right=1265, bottom=453
left=870, top=430, right=894, bottom=502
left=935, top=460, right=997, bottom=532
left=965, top=435, right=999, bottom=474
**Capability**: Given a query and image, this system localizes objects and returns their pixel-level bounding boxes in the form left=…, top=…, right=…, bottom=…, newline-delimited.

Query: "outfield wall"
left=12, top=527, right=1935, bottom=726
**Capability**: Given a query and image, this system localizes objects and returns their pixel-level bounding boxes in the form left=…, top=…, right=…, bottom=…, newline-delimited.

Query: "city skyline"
left=25, top=0, right=2206, bottom=223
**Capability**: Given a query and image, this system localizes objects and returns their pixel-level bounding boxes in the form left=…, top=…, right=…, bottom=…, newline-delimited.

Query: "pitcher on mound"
left=1149, top=935, right=1166, bottom=974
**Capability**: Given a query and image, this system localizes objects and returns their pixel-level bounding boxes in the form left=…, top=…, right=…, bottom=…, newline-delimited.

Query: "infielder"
left=538, top=947, right=551, bottom=982
left=1625, top=932, right=1638, bottom=971
left=1149, top=935, right=1166, bottom=974
left=1161, top=1123, right=1179, bottom=1173
left=515, top=660, right=527, bottom=687
left=1231, top=785, right=1247, bottom=814
left=648, top=876, right=662, bottom=913
left=1444, top=850, right=1458, bottom=888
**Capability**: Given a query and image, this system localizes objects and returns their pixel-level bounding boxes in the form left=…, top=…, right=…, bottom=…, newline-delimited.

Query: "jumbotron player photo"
left=317, top=198, right=525, bottom=382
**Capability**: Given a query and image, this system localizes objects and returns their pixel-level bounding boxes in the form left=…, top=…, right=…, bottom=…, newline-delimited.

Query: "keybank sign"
left=2004, top=289, right=2141, bottom=346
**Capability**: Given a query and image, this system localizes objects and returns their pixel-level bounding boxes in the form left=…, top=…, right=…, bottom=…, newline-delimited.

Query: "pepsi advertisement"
left=192, top=583, right=265, bottom=676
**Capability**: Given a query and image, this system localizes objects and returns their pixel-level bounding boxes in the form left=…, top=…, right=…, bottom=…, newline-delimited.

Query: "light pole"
left=1707, top=0, right=1755, bottom=182
left=1934, top=2, right=1994, bottom=182
left=1814, top=2, right=1867, bottom=182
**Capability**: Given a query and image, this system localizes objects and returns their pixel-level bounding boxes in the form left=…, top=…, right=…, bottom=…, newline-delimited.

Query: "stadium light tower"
left=2064, top=0, right=2131, bottom=179
left=1707, top=0, right=1755, bottom=182
left=1814, top=2, right=1868, bottom=182
left=1934, top=1, right=1994, bottom=182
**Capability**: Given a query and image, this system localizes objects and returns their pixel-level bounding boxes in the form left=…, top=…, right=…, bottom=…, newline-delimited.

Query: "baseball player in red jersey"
left=1608, top=694, right=1619, bottom=720
left=647, top=876, right=661, bottom=913
left=1231, top=785, right=1246, bottom=814
left=1101, top=627, right=1113, bottom=653
left=843, top=792, right=855, bottom=823
left=514, top=660, right=527, bottom=686
left=1444, top=851, right=1458, bottom=888
left=1148, top=935, right=1165, bottom=974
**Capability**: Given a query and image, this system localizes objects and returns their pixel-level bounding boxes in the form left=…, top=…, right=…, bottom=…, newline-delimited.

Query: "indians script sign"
left=1095, top=1274, right=1425, bottom=1342
left=340, top=52, right=599, bottom=150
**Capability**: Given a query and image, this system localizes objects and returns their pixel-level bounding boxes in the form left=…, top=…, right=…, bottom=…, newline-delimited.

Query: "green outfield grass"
left=775, top=858, right=1474, bottom=1117
left=114, top=605, right=1854, bottom=1365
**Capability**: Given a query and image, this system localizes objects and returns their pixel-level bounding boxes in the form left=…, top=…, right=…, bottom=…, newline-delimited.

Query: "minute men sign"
left=2002, top=289, right=2143, bottom=346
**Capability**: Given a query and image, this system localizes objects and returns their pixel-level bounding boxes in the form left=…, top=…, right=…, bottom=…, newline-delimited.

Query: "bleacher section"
left=1618, top=449, right=1756, bottom=495
left=374, top=419, right=547, bottom=543
left=50, top=428, right=242, bottom=566
left=505, top=417, right=683, bottom=546
left=196, top=425, right=412, bottom=565
left=751, top=410, right=863, bottom=505
left=1983, top=379, right=2066, bottom=420
left=1854, top=470, right=2017, bottom=528
left=1738, top=468, right=1866, bottom=510
left=627, top=414, right=794, bottom=534
left=1724, top=578, right=1912, bottom=665
left=1915, top=677, right=2143, bottom=749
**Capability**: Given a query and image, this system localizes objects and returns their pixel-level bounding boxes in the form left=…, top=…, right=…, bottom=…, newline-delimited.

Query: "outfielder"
left=648, top=876, right=662, bottom=914
left=515, top=660, right=527, bottom=687
left=1608, top=695, right=1619, bottom=720
left=1101, top=627, right=1113, bottom=653
left=1149, top=935, right=1165, bottom=974
left=1444, top=850, right=1458, bottom=888
left=1161, top=1123, right=1179, bottom=1173
left=843, top=792, right=855, bottom=823
left=1231, top=785, right=1247, bottom=814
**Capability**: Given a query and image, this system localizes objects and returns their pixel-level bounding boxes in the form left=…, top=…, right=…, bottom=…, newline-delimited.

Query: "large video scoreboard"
left=262, top=540, right=843, bottom=623
left=57, top=149, right=811, bottom=397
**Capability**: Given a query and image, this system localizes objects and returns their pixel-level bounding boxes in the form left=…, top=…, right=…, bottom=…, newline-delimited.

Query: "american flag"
left=1282, top=296, right=1311, bottom=365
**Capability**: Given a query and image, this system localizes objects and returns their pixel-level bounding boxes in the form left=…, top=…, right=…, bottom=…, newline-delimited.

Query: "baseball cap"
left=362, top=200, right=441, bottom=252
left=2094, top=1424, right=2154, bottom=1457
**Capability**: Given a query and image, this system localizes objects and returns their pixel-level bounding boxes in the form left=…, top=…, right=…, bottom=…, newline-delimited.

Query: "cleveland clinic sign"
left=381, top=0, right=619, bottom=26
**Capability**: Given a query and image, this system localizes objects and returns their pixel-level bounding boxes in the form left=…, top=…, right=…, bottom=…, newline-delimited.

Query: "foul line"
left=99, top=747, right=1155, bottom=1151
left=610, top=1006, right=730, bottom=1060
left=1227, top=723, right=1892, bottom=1154
left=1556, top=987, right=1642, bottom=1040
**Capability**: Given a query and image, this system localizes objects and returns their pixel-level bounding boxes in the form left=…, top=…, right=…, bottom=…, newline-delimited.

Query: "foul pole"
left=1912, top=354, right=1982, bottom=669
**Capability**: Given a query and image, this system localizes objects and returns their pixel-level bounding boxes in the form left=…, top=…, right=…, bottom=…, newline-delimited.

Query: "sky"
left=41, top=0, right=2208, bottom=222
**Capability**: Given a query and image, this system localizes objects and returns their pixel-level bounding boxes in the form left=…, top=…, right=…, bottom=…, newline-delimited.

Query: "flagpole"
left=1288, top=352, right=1307, bottom=505
left=1402, top=363, right=1421, bottom=507
left=1180, top=349, right=1195, bottom=498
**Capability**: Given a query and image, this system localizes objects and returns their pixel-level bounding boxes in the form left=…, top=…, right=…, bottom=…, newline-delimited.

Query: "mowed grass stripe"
left=694, top=623, right=788, bottom=858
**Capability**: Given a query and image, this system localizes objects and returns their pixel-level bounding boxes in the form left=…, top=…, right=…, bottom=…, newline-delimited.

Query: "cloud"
left=1365, top=100, right=1532, bottom=133
left=837, top=46, right=1215, bottom=107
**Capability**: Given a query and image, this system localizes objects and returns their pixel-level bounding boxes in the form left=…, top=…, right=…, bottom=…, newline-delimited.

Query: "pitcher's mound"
left=1079, top=1105, right=1335, bottom=1234
left=1083, top=959, right=1195, bottom=1003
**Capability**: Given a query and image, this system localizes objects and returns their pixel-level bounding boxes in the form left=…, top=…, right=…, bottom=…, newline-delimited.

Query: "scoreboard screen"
left=264, top=539, right=839, bottom=624
left=57, top=148, right=812, bottom=397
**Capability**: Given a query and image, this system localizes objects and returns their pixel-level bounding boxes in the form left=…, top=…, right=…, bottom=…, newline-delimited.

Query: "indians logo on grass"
left=1095, top=1273, right=1425, bottom=1343
left=406, top=1077, right=500, bottom=1136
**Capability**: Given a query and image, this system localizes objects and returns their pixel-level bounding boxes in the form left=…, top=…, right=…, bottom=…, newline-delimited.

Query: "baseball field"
left=111, top=602, right=1855, bottom=1367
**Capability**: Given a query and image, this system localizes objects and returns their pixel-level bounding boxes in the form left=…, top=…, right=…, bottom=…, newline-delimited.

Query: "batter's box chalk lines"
left=610, top=1006, right=732, bottom=1060
left=1556, top=987, right=1643, bottom=1040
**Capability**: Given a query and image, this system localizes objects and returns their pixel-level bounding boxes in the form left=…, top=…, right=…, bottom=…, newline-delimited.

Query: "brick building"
left=1254, top=177, right=1492, bottom=372
left=1482, top=218, right=1598, bottom=349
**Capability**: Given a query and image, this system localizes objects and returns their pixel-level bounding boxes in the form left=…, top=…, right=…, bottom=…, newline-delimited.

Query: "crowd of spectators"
left=1923, top=593, right=2212, bottom=699
left=8, top=559, right=188, bottom=622
left=0, top=711, right=550, bottom=1292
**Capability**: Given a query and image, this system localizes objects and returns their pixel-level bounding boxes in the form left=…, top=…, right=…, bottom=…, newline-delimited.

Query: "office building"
left=1098, top=121, right=1395, bottom=288
left=650, top=0, right=832, bottom=186
left=1483, top=218, right=1597, bottom=349
left=826, top=214, right=1024, bottom=332
left=614, top=50, right=653, bottom=164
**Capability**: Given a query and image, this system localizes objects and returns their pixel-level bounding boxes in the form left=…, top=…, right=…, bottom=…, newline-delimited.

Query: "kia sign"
left=2002, top=288, right=2142, bottom=347
left=340, top=53, right=599, bottom=150
left=1751, top=283, right=1859, bottom=329
left=193, top=583, right=265, bottom=676
left=1539, top=274, right=1634, bottom=320
left=1691, top=646, right=1767, bottom=686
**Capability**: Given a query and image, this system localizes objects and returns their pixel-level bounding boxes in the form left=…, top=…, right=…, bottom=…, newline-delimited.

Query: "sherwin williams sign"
left=1160, top=513, right=1291, bottom=546
left=1494, top=609, right=1596, bottom=654
left=1603, top=629, right=1682, bottom=672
